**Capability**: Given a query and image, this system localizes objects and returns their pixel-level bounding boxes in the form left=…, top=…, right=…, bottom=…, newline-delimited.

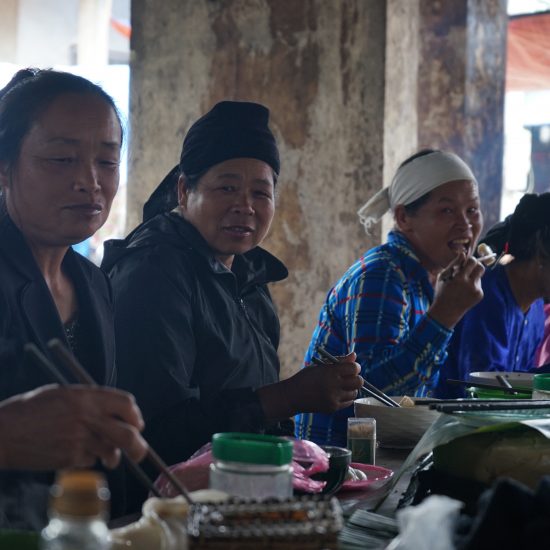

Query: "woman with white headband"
left=296, top=149, right=485, bottom=447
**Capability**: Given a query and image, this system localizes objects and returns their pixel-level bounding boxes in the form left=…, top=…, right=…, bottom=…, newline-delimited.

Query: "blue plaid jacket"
left=296, top=230, right=452, bottom=446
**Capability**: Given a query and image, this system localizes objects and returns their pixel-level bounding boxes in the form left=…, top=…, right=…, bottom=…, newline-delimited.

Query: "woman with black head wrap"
left=436, top=193, right=550, bottom=398
left=102, top=101, right=363, bottom=513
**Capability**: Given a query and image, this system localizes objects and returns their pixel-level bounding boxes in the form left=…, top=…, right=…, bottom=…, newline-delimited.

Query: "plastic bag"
left=154, top=439, right=330, bottom=497
left=154, top=444, right=213, bottom=498
left=290, top=438, right=330, bottom=493
left=387, top=495, right=463, bottom=550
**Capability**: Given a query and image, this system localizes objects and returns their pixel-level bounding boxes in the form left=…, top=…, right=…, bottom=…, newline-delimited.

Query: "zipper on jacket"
left=236, top=297, right=267, bottom=383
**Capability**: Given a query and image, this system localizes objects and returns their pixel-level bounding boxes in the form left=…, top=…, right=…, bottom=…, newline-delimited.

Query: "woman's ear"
left=177, top=175, right=188, bottom=210
left=393, top=204, right=410, bottom=232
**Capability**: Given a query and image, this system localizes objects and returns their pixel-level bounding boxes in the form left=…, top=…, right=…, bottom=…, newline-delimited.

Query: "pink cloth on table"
left=536, top=304, right=550, bottom=367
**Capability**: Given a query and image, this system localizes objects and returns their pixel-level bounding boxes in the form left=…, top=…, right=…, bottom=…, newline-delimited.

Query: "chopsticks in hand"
left=440, top=251, right=497, bottom=282
left=24, top=342, right=161, bottom=499
left=314, top=347, right=401, bottom=408
left=26, top=339, right=194, bottom=504
left=47, top=339, right=193, bottom=505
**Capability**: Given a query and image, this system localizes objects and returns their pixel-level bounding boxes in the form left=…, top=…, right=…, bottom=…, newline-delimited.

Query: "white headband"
left=357, top=151, right=477, bottom=232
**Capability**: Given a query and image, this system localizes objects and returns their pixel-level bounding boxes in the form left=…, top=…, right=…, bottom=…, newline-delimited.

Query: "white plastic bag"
left=387, top=495, right=463, bottom=550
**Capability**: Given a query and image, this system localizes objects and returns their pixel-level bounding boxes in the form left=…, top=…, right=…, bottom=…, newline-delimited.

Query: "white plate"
left=468, top=371, right=534, bottom=389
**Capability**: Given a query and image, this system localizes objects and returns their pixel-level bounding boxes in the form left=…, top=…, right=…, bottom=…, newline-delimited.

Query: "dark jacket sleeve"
left=110, top=251, right=268, bottom=463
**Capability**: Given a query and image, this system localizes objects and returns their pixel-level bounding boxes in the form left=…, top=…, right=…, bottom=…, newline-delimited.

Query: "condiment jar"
left=41, top=470, right=111, bottom=550
left=209, top=433, right=293, bottom=501
left=532, top=374, right=550, bottom=400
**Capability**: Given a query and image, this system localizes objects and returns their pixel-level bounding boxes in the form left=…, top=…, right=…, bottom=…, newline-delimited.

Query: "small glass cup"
left=347, top=417, right=376, bottom=464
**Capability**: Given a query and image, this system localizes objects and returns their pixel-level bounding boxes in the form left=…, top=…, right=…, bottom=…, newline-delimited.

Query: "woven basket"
left=187, top=496, right=342, bottom=550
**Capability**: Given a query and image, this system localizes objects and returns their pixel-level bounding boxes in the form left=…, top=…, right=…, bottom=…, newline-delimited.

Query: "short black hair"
left=481, top=193, right=550, bottom=261
left=0, top=68, right=123, bottom=169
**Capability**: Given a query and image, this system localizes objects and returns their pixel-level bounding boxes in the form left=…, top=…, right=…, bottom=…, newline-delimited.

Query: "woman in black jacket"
left=0, top=69, right=146, bottom=529
left=103, top=101, right=363, bottom=512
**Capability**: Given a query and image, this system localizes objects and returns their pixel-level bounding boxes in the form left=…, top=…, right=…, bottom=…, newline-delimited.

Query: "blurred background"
left=0, top=0, right=131, bottom=263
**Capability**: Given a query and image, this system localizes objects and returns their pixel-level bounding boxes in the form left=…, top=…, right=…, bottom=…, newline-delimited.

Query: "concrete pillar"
left=128, top=0, right=507, bottom=378
left=382, top=0, right=420, bottom=236
left=385, top=0, right=507, bottom=231
left=0, top=0, right=19, bottom=62
left=129, top=0, right=387, bottom=378
left=463, top=0, right=508, bottom=229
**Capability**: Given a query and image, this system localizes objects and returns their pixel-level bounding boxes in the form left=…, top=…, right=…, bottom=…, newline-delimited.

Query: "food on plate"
left=398, top=396, right=415, bottom=408
left=345, top=466, right=368, bottom=482
left=476, top=243, right=497, bottom=266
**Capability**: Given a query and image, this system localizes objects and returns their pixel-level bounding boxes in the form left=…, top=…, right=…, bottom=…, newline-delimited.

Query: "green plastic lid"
left=533, top=374, right=550, bottom=391
left=211, top=433, right=293, bottom=466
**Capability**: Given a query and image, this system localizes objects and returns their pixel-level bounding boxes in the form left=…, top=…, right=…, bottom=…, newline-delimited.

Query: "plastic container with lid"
left=532, top=374, right=550, bottom=400
left=209, top=433, right=293, bottom=501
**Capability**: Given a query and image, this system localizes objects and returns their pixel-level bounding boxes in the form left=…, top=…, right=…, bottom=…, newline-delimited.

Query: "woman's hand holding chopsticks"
left=429, top=252, right=485, bottom=329
left=77, top=385, right=148, bottom=469
left=0, top=385, right=148, bottom=470
left=257, top=352, right=363, bottom=419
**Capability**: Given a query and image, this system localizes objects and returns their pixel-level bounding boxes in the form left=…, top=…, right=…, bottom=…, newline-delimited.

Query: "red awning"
left=111, top=17, right=131, bottom=39
left=507, top=12, right=550, bottom=91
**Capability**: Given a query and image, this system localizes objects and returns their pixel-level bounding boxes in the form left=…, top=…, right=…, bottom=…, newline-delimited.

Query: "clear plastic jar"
left=209, top=433, right=293, bottom=501
left=533, top=374, right=550, bottom=400
left=41, top=470, right=111, bottom=550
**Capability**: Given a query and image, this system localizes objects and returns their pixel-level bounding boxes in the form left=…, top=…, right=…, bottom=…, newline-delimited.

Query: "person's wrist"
left=427, top=304, right=459, bottom=330
left=278, top=376, right=299, bottom=416
left=256, top=378, right=297, bottom=421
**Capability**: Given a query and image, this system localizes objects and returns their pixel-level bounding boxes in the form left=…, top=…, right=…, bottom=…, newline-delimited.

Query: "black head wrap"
left=481, top=192, right=550, bottom=260
left=143, top=101, right=280, bottom=221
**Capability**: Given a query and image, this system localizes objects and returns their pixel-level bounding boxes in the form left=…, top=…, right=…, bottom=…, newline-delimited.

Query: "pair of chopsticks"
left=414, top=397, right=530, bottom=406
left=495, top=374, right=514, bottom=390
left=446, top=378, right=531, bottom=395
left=25, top=338, right=194, bottom=505
left=429, top=399, right=550, bottom=413
left=313, top=347, right=401, bottom=408
left=439, top=252, right=497, bottom=282
left=478, top=252, right=497, bottom=265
